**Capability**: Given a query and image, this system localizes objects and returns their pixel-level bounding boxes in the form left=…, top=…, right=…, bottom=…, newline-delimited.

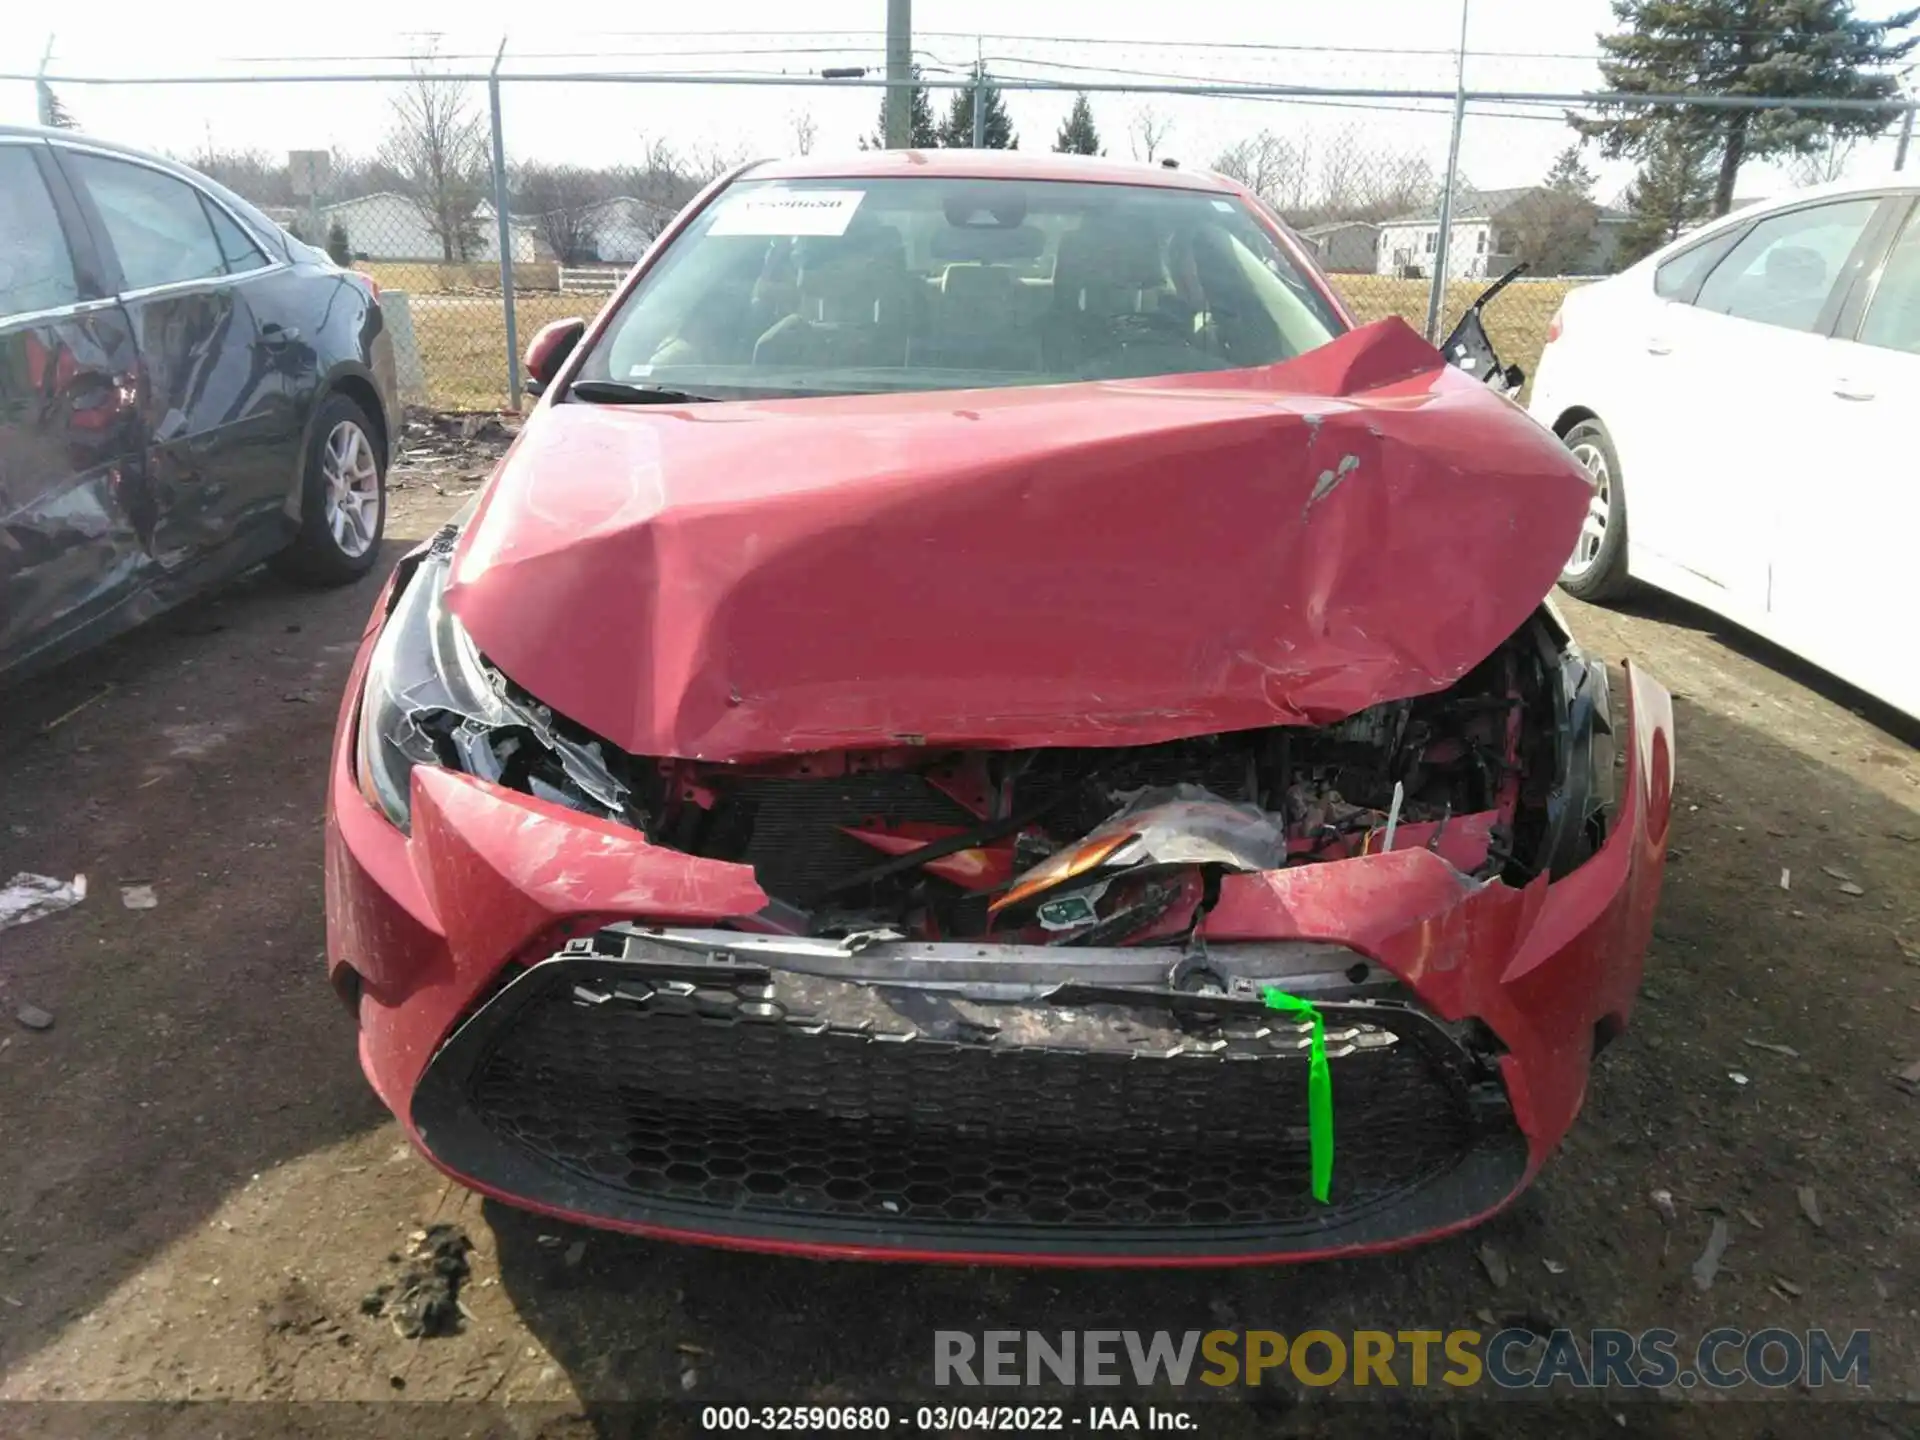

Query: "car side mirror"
left=523, top=318, right=585, bottom=397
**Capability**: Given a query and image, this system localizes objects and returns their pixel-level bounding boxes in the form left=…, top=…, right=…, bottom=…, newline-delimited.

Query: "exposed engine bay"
left=385, top=590, right=1615, bottom=947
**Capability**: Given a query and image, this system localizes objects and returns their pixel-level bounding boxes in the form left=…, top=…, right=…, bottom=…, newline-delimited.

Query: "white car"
left=1528, top=175, right=1920, bottom=720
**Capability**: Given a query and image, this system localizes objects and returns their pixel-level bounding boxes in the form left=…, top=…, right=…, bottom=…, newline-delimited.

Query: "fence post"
left=1426, top=0, right=1471, bottom=342
left=1897, top=102, right=1914, bottom=172
left=489, top=37, right=522, bottom=413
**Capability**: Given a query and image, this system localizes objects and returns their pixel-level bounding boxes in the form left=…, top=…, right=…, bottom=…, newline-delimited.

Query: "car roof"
left=0, top=121, right=208, bottom=178
left=742, top=149, right=1236, bottom=193
left=1745, top=170, right=1920, bottom=207
left=0, top=121, right=310, bottom=264
left=1633, top=168, right=1920, bottom=272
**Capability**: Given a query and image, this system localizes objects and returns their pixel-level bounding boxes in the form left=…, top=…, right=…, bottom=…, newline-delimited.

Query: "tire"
left=1556, top=417, right=1632, bottom=603
left=273, top=393, right=388, bottom=587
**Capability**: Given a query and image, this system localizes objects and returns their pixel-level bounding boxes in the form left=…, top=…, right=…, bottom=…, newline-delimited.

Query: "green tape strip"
left=1261, top=986, right=1333, bottom=1204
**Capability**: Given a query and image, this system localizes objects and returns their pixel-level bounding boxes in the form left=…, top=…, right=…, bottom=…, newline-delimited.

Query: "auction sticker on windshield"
left=708, top=188, right=866, bottom=237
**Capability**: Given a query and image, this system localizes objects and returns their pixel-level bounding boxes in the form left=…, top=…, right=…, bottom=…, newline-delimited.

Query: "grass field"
left=1332, top=274, right=1584, bottom=383
left=390, top=268, right=1585, bottom=413
left=399, top=290, right=587, bottom=411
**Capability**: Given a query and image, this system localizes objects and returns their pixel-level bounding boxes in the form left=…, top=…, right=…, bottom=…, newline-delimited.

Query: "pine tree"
left=1543, top=144, right=1597, bottom=198
left=1505, top=146, right=1603, bottom=275
left=939, top=70, right=1018, bottom=149
left=861, top=65, right=939, bottom=150
left=1576, top=0, right=1918, bottom=217
left=1053, top=93, right=1102, bottom=155
left=1618, top=126, right=1719, bottom=263
left=39, top=83, right=78, bottom=130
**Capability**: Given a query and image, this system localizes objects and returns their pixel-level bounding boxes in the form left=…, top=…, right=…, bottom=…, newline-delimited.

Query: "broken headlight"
left=355, top=539, right=512, bottom=830
left=354, top=534, right=632, bottom=831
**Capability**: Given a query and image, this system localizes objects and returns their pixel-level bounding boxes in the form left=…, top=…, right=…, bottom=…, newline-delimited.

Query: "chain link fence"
left=18, top=61, right=1909, bottom=411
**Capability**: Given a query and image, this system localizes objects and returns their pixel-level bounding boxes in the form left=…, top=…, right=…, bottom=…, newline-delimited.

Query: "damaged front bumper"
left=325, top=619, right=1674, bottom=1264
left=410, top=927, right=1530, bottom=1258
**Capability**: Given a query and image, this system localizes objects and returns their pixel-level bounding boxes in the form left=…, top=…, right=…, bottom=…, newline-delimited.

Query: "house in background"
left=1375, top=186, right=1630, bottom=279
left=1298, top=220, right=1379, bottom=274
left=473, top=201, right=546, bottom=263
left=319, top=192, right=545, bottom=263
left=575, top=196, right=680, bottom=263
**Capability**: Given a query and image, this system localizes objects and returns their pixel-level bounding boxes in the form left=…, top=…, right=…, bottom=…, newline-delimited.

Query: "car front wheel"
left=1557, top=417, right=1631, bottom=603
left=274, top=393, right=387, bottom=587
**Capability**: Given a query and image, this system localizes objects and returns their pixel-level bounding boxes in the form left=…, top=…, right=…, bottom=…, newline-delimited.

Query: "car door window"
left=1857, top=207, right=1920, bottom=355
left=0, top=146, right=81, bottom=318
left=1654, top=227, right=1741, bottom=301
left=204, top=199, right=268, bottom=274
left=66, top=152, right=227, bottom=291
left=1693, top=198, right=1878, bottom=333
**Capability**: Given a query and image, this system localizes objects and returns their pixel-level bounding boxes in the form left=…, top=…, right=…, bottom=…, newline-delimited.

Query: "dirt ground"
left=1, top=419, right=1916, bottom=1440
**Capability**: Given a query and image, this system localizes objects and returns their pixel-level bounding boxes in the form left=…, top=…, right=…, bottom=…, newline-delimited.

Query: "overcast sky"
left=2, top=1, right=1912, bottom=202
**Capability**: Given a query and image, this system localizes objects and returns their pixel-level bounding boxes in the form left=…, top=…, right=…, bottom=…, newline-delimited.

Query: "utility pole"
left=1425, top=0, right=1470, bottom=343
left=972, top=46, right=986, bottom=148
left=884, top=0, right=912, bottom=148
left=489, top=36, right=521, bottom=412
left=1897, top=101, right=1914, bottom=172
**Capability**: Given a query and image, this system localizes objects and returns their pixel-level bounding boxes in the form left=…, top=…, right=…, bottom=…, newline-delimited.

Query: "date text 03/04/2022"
left=699, top=1405, right=1195, bottom=1431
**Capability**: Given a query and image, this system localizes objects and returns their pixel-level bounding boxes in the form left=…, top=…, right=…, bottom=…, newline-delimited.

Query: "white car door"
left=1593, top=232, right=1744, bottom=571
left=1646, top=195, right=1885, bottom=622
left=1765, top=195, right=1920, bottom=718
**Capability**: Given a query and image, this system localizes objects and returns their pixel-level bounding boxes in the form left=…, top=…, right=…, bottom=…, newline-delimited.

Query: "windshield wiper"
left=567, top=380, right=723, bottom=405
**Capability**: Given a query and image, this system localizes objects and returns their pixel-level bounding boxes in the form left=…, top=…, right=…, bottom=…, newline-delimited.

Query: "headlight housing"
left=354, top=530, right=632, bottom=831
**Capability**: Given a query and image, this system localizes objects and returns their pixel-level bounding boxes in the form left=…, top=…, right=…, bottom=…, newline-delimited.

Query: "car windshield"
left=572, top=176, right=1343, bottom=399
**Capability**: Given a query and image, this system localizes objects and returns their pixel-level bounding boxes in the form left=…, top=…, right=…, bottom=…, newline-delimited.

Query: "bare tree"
left=1501, top=192, right=1603, bottom=275
left=790, top=109, right=818, bottom=157
left=181, top=147, right=296, bottom=207
left=609, top=138, right=695, bottom=229
left=1315, top=142, right=1362, bottom=220
left=378, top=61, right=489, bottom=262
left=1130, top=105, right=1173, bottom=163
left=513, top=163, right=607, bottom=263
left=330, top=150, right=408, bottom=203
left=686, top=142, right=749, bottom=183
left=1370, top=150, right=1438, bottom=222
left=1212, top=131, right=1311, bottom=211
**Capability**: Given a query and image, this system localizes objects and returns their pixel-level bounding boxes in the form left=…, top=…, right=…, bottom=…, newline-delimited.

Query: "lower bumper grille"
left=412, top=954, right=1528, bottom=1257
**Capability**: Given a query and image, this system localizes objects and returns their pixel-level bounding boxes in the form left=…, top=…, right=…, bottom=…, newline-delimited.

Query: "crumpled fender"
left=1201, top=663, right=1674, bottom=1158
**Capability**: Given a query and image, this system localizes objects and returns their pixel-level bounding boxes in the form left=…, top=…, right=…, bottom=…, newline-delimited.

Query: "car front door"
left=0, top=138, right=147, bottom=677
left=1765, top=193, right=1920, bottom=717
left=53, top=146, right=300, bottom=580
left=1642, top=195, right=1884, bottom=620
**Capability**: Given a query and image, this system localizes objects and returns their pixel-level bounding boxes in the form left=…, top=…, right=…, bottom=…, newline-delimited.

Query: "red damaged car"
left=325, top=152, right=1674, bottom=1265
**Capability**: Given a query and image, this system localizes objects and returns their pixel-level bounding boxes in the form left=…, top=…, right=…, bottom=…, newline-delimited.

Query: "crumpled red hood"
left=448, top=318, right=1588, bottom=762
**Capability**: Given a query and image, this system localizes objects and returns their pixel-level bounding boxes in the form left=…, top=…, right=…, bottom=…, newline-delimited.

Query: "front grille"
left=414, top=956, right=1527, bottom=1254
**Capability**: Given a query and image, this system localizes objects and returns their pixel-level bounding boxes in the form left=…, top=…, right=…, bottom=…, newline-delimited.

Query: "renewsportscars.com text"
left=934, top=1328, right=1870, bottom=1392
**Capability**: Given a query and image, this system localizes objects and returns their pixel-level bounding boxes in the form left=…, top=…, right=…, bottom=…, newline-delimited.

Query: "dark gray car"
left=0, top=124, right=400, bottom=679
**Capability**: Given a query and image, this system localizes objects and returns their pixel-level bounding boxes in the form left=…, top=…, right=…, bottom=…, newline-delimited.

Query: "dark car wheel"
left=1556, top=417, right=1632, bottom=603
left=274, top=393, right=387, bottom=587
